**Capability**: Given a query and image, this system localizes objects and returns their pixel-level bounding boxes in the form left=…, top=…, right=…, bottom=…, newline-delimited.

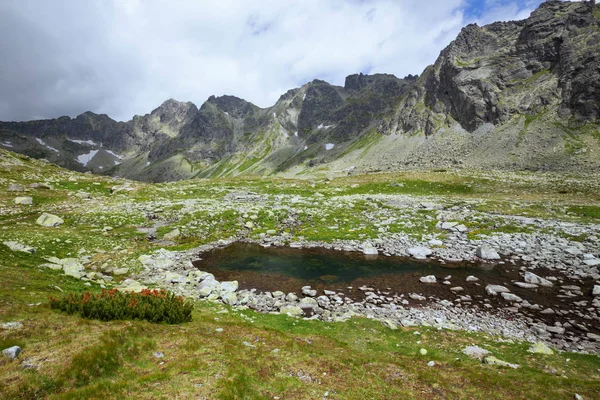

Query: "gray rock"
left=382, top=319, right=397, bottom=330
left=485, top=285, right=510, bottom=296
left=483, top=356, right=519, bottom=369
left=36, top=213, right=64, bottom=227
left=280, top=305, right=304, bottom=317
left=514, top=282, right=538, bottom=289
left=476, top=245, right=500, bottom=260
left=220, top=281, right=239, bottom=293
left=7, top=183, right=24, bottom=192
left=466, top=275, right=479, bottom=282
left=3, top=241, right=35, bottom=254
left=2, top=346, right=21, bottom=359
left=408, top=247, right=433, bottom=259
left=463, top=345, right=490, bottom=360
left=14, top=196, right=33, bottom=205
left=527, top=342, right=554, bottom=355
left=500, top=292, right=523, bottom=302
left=221, top=292, right=237, bottom=306
left=302, top=286, right=317, bottom=297
left=419, top=275, right=437, bottom=284
left=163, top=228, right=180, bottom=240
left=0, top=322, right=23, bottom=330
left=61, top=258, right=86, bottom=278
left=362, top=245, right=378, bottom=255
left=593, top=285, right=600, bottom=297
left=523, top=271, right=553, bottom=287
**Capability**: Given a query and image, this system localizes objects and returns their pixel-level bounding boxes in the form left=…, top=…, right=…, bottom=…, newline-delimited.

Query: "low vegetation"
left=49, top=289, right=193, bottom=324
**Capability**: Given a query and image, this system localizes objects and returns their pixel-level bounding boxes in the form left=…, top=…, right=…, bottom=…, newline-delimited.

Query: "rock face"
left=1, top=1, right=600, bottom=180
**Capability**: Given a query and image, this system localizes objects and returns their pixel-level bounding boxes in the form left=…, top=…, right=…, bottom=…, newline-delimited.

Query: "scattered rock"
left=476, top=245, right=500, bottom=260
left=485, top=285, right=510, bottom=296
left=36, top=213, right=64, bottom=227
left=3, top=241, right=35, bottom=254
left=500, top=292, right=523, bottom=302
left=483, top=356, right=519, bottom=369
left=7, top=183, right=24, bottom=192
left=523, top=272, right=553, bottom=287
left=14, top=196, right=33, bottom=205
left=0, top=322, right=24, bottom=330
left=527, top=342, right=554, bottom=355
left=2, top=346, right=22, bottom=359
left=419, top=275, right=437, bottom=284
left=466, top=275, right=479, bottom=282
left=419, top=348, right=427, bottom=355
left=463, top=345, right=490, bottom=361
left=382, top=319, right=398, bottom=330
left=408, top=247, right=433, bottom=259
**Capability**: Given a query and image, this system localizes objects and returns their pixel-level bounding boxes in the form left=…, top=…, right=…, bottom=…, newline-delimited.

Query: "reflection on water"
left=193, top=242, right=494, bottom=292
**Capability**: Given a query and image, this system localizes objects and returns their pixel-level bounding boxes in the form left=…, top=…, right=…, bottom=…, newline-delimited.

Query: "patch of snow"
left=302, top=94, right=306, bottom=100
left=113, top=160, right=121, bottom=165
left=294, top=131, right=298, bottom=137
left=76, top=150, right=99, bottom=166
left=317, top=124, right=324, bottom=129
left=98, top=166, right=103, bottom=169
left=324, top=125, right=334, bottom=129
left=146, top=161, right=151, bottom=167
left=283, top=131, right=289, bottom=138
left=304, top=145, right=308, bottom=150
left=36, top=138, right=59, bottom=152
left=324, top=143, right=335, bottom=150
left=0, top=141, right=13, bottom=147
left=273, top=112, right=276, bottom=118
left=68, top=138, right=97, bottom=146
left=105, top=150, right=122, bottom=159
left=224, top=111, right=229, bottom=115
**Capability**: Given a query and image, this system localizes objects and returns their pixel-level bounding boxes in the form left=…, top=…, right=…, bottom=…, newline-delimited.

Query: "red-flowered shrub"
left=49, top=288, right=193, bottom=324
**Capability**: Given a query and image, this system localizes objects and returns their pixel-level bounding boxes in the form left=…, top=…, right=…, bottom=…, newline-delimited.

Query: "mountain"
left=1, top=0, right=599, bottom=182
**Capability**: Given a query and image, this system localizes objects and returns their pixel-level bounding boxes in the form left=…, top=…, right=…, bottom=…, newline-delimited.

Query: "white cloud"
left=0, top=0, right=542, bottom=122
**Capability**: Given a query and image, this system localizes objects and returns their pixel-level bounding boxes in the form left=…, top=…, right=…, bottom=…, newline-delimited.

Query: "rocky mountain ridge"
left=0, top=0, right=599, bottom=182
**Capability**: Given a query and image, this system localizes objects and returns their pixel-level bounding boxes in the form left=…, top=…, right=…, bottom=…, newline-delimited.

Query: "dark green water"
left=193, top=243, right=498, bottom=294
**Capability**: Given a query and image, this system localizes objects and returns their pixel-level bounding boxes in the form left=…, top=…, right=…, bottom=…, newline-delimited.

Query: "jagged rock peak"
left=205, top=95, right=259, bottom=118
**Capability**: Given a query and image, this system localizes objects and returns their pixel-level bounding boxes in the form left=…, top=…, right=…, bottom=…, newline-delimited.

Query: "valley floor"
left=1, top=149, right=600, bottom=399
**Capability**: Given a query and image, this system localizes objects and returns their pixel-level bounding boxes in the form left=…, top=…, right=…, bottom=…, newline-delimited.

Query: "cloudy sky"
left=0, top=0, right=543, bottom=122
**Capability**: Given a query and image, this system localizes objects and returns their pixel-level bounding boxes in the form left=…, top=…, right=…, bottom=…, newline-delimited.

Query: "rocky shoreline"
left=118, top=232, right=600, bottom=355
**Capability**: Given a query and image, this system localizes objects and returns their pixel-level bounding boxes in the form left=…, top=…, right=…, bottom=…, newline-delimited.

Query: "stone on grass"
left=527, top=342, right=554, bottom=355
left=36, top=213, right=64, bottom=227
left=163, top=228, right=180, bottom=240
left=463, top=345, right=490, bottom=361
left=419, top=275, right=437, bottom=284
left=280, top=305, right=304, bottom=317
left=14, top=196, right=33, bottom=205
left=476, top=245, right=500, bottom=260
left=3, top=241, right=35, bottom=254
left=0, top=322, right=24, bottom=330
left=523, top=271, right=553, bottom=287
left=408, top=247, right=433, bottom=259
left=61, top=258, right=86, bottom=278
left=7, top=183, right=24, bottom=192
left=419, top=348, right=427, bottom=355
left=483, top=356, right=519, bottom=369
left=113, top=268, right=129, bottom=275
left=382, top=319, right=397, bottom=330
left=2, top=346, right=21, bottom=359
left=427, top=361, right=435, bottom=367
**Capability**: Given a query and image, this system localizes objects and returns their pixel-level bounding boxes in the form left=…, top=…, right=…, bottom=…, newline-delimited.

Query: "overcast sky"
left=0, top=0, right=543, bottom=122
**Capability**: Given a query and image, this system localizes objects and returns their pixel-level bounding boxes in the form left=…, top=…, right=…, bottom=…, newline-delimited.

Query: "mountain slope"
left=0, top=0, right=599, bottom=181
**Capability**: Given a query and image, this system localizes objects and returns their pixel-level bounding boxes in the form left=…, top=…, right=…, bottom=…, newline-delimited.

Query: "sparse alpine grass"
left=49, top=288, right=193, bottom=324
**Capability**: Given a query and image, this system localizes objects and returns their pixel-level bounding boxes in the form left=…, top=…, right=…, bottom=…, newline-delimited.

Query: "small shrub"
left=49, top=288, right=193, bottom=324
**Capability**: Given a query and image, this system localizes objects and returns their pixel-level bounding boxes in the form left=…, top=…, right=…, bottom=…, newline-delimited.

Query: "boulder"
left=483, top=356, right=519, bottom=369
left=419, top=275, right=437, bottom=284
left=463, top=345, right=490, bottom=361
left=280, top=305, right=304, bottom=317
left=3, top=241, right=35, bottom=254
left=36, top=213, right=64, bottom=227
left=362, top=245, right=378, bottom=255
left=407, top=247, right=433, bottom=259
left=163, top=228, right=180, bottom=240
left=485, top=285, right=510, bottom=296
left=500, top=292, right=523, bottom=302
left=466, top=275, right=479, bottom=282
left=382, top=319, right=398, bottom=330
left=14, top=196, right=33, bottom=205
left=593, top=285, right=600, bottom=297
left=523, top=271, right=553, bottom=287
left=476, top=245, right=500, bottom=260
left=2, top=346, right=21, bottom=359
left=221, top=292, right=237, bottom=306
left=7, top=183, right=24, bottom=192
left=221, top=281, right=239, bottom=293
left=62, top=258, right=86, bottom=278
left=527, top=342, right=554, bottom=355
